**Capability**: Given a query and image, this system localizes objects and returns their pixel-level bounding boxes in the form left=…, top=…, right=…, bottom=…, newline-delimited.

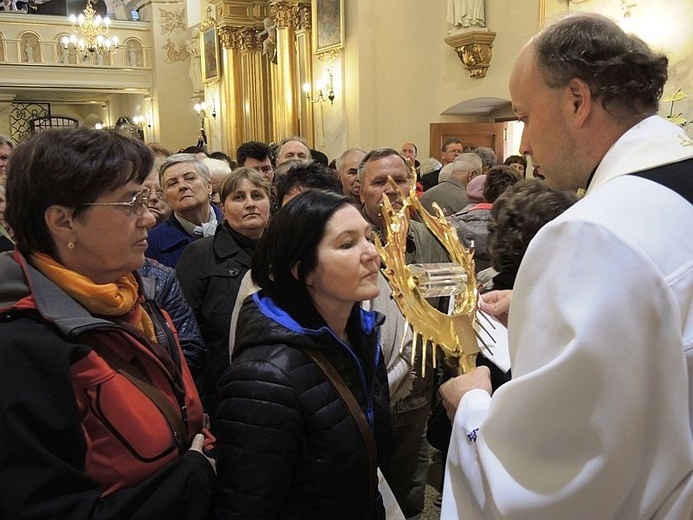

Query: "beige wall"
left=146, top=0, right=201, bottom=152
left=316, top=0, right=541, bottom=160
left=313, top=0, right=693, bottom=161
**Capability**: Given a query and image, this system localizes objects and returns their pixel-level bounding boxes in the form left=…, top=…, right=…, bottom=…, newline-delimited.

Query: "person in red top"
left=0, top=127, right=215, bottom=519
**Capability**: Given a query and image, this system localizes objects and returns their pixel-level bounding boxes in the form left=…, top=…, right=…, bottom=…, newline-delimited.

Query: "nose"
left=519, top=127, right=531, bottom=157
left=363, top=238, right=378, bottom=258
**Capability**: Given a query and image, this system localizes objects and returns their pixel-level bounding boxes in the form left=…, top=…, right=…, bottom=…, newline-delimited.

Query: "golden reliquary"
left=374, top=180, right=494, bottom=376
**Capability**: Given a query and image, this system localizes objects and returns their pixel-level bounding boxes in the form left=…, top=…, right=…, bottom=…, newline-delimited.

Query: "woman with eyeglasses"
left=0, top=128, right=215, bottom=519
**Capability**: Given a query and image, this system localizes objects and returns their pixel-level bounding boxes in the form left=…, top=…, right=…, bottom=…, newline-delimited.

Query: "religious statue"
left=60, top=46, right=70, bottom=64
left=258, top=17, right=277, bottom=63
left=447, top=0, right=486, bottom=29
left=187, top=30, right=203, bottom=94
left=24, top=41, right=34, bottom=63
left=128, top=44, right=137, bottom=67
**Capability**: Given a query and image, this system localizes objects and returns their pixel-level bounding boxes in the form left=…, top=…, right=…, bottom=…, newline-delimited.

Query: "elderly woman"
left=146, top=153, right=223, bottom=268
left=176, top=167, right=271, bottom=424
left=215, top=189, right=390, bottom=519
left=0, top=128, right=215, bottom=518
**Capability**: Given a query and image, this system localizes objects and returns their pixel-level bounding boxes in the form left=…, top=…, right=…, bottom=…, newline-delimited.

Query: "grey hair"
left=357, top=147, right=408, bottom=185
left=438, top=163, right=454, bottom=182
left=335, top=147, right=367, bottom=173
left=450, top=153, right=483, bottom=180
left=276, top=135, right=312, bottom=160
left=474, top=146, right=497, bottom=172
left=159, top=153, right=211, bottom=184
left=0, top=135, right=13, bottom=149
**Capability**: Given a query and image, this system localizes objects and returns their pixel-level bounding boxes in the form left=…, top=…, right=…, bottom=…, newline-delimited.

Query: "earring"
left=67, top=242, right=75, bottom=250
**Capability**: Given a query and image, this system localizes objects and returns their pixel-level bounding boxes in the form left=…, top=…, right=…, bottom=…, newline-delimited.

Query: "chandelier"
left=61, top=2, right=118, bottom=56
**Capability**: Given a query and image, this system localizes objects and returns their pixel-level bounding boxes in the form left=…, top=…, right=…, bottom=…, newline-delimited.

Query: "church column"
left=218, top=26, right=244, bottom=155
left=269, top=1, right=301, bottom=139
left=237, top=27, right=272, bottom=142
left=294, top=4, right=314, bottom=144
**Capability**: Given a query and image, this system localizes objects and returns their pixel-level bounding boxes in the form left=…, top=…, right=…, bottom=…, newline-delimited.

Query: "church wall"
left=146, top=0, right=200, bottom=152
left=331, top=0, right=541, bottom=159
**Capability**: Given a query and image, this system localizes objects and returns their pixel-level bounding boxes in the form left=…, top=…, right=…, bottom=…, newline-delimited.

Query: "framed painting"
left=201, top=25, right=219, bottom=82
left=312, top=0, right=344, bottom=55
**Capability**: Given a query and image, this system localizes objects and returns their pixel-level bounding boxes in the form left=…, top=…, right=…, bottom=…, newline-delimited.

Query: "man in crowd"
left=359, top=148, right=450, bottom=519
left=401, top=141, right=420, bottom=175
left=421, top=138, right=463, bottom=191
left=236, top=140, right=275, bottom=184
left=440, top=13, right=693, bottom=518
left=335, top=147, right=366, bottom=203
left=420, top=152, right=482, bottom=216
left=275, top=136, right=312, bottom=167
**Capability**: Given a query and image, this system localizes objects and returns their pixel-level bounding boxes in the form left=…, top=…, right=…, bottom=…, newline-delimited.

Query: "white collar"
left=588, top=116, right=693, bottom=194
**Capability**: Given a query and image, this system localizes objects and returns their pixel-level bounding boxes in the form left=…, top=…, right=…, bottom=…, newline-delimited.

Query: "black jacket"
left=214, top=292, right=391, bottom=520
left=176, top=222, right=253, bottom=423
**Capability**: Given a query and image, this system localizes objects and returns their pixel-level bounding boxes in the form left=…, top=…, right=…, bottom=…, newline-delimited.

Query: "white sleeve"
left=442, top=216, right=693, bottom=519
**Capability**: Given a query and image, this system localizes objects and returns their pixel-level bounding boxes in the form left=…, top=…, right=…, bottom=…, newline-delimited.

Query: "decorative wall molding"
left=444, top=31, right=496, bottom=78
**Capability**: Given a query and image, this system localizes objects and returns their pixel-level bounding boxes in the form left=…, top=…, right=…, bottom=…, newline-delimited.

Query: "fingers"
left=479, top=290, right=512, bottom=327
left=440, top=367, right=493, bottom=421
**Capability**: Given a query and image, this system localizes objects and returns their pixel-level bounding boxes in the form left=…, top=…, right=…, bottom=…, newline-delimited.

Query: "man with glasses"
left=421, top=138, right=464, bottom=191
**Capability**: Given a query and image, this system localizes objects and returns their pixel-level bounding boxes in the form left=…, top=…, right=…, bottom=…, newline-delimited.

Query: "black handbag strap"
left=630, top=157, right=693, bottom=204
left=90, top=343, right=188, bottom=454
left=302, top=349, right=378, bottom=504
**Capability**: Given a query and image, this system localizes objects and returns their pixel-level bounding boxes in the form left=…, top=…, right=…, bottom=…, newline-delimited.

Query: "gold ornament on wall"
left=444, top=31, right=496, bottom=78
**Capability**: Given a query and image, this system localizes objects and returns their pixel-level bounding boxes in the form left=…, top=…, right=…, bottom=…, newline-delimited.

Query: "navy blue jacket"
left=138, top=258, right=206, bottom=378
left=145, top=205, right=224, bottom=269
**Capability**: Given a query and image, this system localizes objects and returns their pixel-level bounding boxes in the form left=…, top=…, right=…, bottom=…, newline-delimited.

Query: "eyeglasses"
left=76, top=189, right=151, bottom=216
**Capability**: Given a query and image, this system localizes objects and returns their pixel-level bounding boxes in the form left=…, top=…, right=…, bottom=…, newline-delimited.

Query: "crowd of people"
left=0, top=12, right=691, bottom=520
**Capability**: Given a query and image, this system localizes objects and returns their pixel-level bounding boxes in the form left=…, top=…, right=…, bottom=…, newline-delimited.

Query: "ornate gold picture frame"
left=201, top=25, right=219, bottom=83
left=312, top=0, right=344, bottom=57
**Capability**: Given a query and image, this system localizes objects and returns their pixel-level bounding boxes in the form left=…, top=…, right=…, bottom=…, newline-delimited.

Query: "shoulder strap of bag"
left=302, top=348, right=378, bottom=504
left=630, top=157, right=693, bottom=204
left=90, top=343, right=188, bottom=454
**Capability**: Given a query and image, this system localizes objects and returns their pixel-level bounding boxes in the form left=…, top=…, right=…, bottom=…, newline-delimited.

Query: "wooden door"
left=429, top=122, right=509, bottom=163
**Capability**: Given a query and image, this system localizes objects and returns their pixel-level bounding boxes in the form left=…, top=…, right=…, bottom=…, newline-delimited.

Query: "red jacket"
left=0, top=251, right=214, bottom=519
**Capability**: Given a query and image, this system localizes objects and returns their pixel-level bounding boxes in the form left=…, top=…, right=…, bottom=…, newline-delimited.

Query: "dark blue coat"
left=145, top=205, right=224, bottom=268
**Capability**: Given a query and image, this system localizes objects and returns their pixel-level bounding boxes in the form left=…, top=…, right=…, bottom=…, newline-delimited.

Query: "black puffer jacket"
left=214, top=292, right=391, bottom=520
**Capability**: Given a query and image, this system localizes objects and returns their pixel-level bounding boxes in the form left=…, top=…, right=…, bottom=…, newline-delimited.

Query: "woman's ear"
left=291, top=262, right=300, bottom=280
left=44, top=205, right=76, bottom=244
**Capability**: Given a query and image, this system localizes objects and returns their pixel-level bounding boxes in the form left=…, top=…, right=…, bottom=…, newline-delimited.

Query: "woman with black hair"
left=214, top=189, right=391, bottom=519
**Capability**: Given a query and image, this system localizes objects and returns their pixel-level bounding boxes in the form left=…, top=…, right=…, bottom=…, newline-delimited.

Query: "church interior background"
left=1, top=0, right=691, bottom=164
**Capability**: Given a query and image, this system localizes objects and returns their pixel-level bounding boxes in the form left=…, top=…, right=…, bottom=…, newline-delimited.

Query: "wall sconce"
left=620, top=0, right=637, bottom=17
left=194, top=98, right=217, bottom=122
left=302, top=71, right=335, bottom=105
left=132, top=115, right=151, bottom=128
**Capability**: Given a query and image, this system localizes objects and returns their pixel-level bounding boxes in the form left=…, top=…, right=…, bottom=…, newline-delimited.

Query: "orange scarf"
left=31, top=252, right=156, bottom=342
